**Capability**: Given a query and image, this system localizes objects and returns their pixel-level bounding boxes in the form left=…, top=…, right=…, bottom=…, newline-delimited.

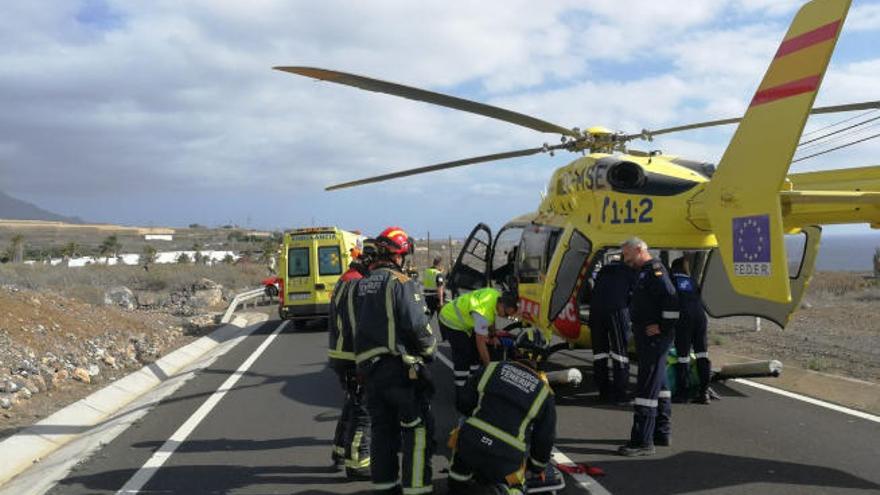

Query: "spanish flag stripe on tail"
left=750, top=75, right=822, bottom=108
left=775, top=20, right=841, bottom=58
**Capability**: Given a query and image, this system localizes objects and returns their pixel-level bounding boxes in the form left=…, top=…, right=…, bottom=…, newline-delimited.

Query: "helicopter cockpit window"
left=492, top=226, right=524, bottom=290
left=517, top=224, right=563, bottom=284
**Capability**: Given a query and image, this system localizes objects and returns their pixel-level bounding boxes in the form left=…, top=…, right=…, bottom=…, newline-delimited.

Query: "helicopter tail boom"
left=704, top=0, right=850, bottom=304
left=782, top=165, right=880, bottom=229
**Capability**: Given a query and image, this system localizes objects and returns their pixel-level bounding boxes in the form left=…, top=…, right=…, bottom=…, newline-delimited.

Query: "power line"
left=792, top=132, right=880, bottom=163
left=797, top=121, right=880, bottom=154
left=798, top=114, right=880, bottom=147
left=801, top=108, right=879, bottom=138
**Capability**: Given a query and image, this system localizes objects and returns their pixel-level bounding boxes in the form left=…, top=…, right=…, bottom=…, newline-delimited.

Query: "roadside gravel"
left=0, top=285, right=221, bottom=439
left=710, top=277, right=880, bottom=383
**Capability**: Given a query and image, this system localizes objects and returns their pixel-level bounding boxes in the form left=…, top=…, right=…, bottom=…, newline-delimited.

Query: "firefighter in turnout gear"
left=670, top=257, right=711, bottom=404
left=618, top=238, right=679, bottom=457
left=448, top=329, right=557, bottom=495
left=423, top=256, right=445, bottom=320
left=355, top=227, right=437, bottom=495
left=439, top=288, right=519, bottom=397
left=588, top=258, right=636, bottom=404
left=328, top=245, right=374, bottom=479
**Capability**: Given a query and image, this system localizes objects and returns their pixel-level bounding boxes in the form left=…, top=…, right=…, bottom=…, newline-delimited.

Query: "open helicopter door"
left=701, top=225, right=821, bottom=328
left=447, top=223, right=492, bottom=297
left=544, top=228, right=593, bottom=344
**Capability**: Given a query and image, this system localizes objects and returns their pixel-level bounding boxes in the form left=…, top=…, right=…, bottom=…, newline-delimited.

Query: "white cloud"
left=848, top=2, right=880, bottom=32
left=729, top=0, right=801, bottom=17
left=0, top=0, right=876, bottom=235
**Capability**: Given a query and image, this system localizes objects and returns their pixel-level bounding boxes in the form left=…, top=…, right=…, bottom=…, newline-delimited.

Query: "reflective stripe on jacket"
left=354, top=264, right=436, bottom=365
left=439, top=287, right=500, bottom=335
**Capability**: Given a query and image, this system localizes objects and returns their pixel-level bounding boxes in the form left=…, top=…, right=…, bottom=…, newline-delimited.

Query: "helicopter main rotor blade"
left=275, top=66, right=580, bottom=138
left=326, top=144, right=568, bottom=191
left=627, top=100, right=880, bottom=140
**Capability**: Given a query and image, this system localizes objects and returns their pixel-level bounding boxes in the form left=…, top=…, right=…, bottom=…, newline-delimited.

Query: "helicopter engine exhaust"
left=607, top=161, right=646, bottom=189
left=711, top=360, right=783, bottom=381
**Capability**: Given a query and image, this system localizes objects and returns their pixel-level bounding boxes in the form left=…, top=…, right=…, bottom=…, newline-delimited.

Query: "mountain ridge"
left=0, top=190, right=83, bottom=224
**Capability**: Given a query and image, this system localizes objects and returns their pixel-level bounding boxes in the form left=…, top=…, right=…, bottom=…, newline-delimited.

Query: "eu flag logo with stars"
left=732, top=214, right=771, bottom=276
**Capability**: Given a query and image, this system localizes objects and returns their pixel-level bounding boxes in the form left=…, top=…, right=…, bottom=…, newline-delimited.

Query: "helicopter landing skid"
left=546, top=342, right=573, bottom=358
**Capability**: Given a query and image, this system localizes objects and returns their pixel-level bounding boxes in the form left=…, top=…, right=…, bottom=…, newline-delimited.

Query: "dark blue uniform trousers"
left=630, top=325, right=673, bottom=446
left=589, top=309, right=631, bottom=402
left=674, top=314, right=710, bottom=400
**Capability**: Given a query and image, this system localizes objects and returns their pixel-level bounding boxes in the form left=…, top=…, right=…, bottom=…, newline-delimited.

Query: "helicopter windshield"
left=517, top=224, right=563, bottom=284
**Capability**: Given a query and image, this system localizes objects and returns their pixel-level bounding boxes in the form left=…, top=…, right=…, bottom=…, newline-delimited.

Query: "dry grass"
left=807, top=271, right=872, bottom=296
left=0, top=263, right=267, bottom=302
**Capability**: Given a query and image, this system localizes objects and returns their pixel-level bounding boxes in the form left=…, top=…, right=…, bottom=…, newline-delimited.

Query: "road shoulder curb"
left=0, top=311, right=270, bottom=489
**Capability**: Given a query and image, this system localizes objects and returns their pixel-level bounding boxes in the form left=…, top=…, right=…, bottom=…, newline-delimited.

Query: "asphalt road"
left=45, top=317, right=880, bottom=494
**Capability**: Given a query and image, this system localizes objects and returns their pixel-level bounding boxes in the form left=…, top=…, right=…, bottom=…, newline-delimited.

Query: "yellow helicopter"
left=275, top=0, right=880, bottom=350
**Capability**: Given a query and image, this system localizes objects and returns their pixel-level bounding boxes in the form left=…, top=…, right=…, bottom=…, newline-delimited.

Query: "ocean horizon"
left=814, top=232, right=880, bottom=272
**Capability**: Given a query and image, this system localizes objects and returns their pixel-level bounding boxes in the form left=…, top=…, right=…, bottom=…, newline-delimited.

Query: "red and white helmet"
left=375, top=226, right=414, bottom=256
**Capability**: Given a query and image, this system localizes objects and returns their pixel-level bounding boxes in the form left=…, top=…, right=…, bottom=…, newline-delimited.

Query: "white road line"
left=552, top=449, right=612, bottom=495
left=116, top=320, right=288, bottom=494
left=434, top=348, right=610, bottom=494
left=563, top=349, right=880, bottom=424
left=734, top=378, right=880, bottom=424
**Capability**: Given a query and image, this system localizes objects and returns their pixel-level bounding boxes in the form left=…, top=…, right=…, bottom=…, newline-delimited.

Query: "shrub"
left=0, top=263, right=265, bottom=302
left=808, top=272, right=868, bottom=296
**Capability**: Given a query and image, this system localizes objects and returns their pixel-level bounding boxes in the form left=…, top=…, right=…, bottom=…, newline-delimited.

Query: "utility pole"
left=447, top=235, right=453, bottom=272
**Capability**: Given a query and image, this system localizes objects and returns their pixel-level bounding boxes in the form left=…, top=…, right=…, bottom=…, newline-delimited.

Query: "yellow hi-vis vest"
left=423, top=267, right=442, bottom=290
left=439, top=287, right=500, bottom=335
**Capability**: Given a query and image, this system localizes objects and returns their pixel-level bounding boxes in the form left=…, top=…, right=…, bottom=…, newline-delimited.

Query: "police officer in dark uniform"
left=618, top=238, right=679, bottom=457
left=588, top=257, right=636, bottom=404
left=328, top=248, right=373, bottom=479
left=670, top=257, right=711, bottom=404
left=355, top=227, right=437, bottom=495
left=448, top=329, right=556, bottom=495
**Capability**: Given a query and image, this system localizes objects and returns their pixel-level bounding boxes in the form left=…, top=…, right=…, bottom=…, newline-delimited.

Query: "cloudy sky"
left=1, top=0, right=879, bottom=238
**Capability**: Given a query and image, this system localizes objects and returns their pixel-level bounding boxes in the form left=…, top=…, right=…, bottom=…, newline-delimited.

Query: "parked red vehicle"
left=261, top=276, right=282, bottom=299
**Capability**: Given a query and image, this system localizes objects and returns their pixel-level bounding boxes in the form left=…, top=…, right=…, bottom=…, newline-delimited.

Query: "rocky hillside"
left=0, top=281, right=231, bottom=437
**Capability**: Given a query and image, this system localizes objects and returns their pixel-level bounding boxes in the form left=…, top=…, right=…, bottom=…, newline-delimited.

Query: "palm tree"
left=192, top=242, right=205, bottom=264
left=60, top=241, right=80, bottom=266
left=141, top=245, right=158, bottom=269
left=61, top=242, right=80, bottom=257
left=259, top=239, right=279, bottom=266
left=873, top=247, right=880, bottom=277
left=98, top=235, right=121, bottom=263
left=9, top=234, right=24, bottom=263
